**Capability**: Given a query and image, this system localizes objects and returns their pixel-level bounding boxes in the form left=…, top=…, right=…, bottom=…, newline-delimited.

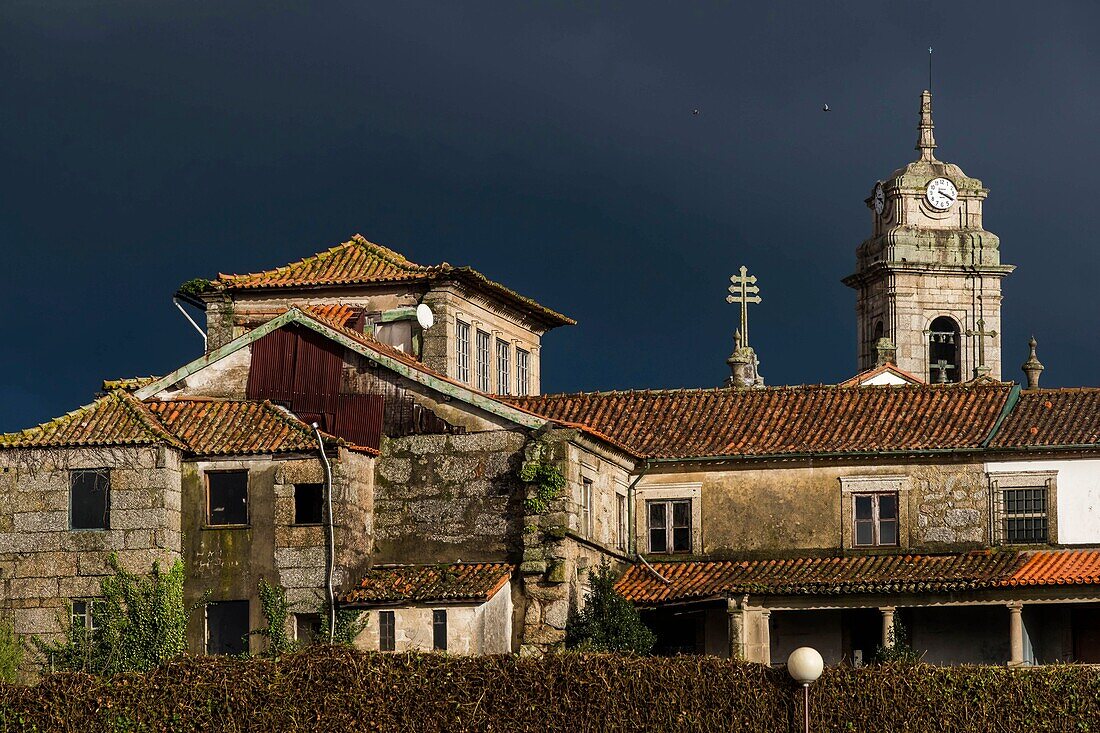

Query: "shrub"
left=566, top=561, right=656, bottom=654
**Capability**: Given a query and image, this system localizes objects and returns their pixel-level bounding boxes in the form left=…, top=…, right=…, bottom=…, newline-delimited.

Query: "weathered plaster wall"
left=641, top=458, right=990, bottom=557
left=986, top=458, right=1100, bottom=545
left=183, top=452, right=373, bottom=654
left=0, top=446, right=182, bottom=642
left=354, top=583, right=513, bottom=655
left=155, top=345, right=251, bottom=400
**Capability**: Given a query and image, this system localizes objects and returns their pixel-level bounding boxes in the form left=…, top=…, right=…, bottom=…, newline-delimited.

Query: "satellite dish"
left=416, top=303, right=434, bottom=330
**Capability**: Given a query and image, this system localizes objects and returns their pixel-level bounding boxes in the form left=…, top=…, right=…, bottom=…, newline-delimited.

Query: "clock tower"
left=843, top=91, right=1015, bottom=382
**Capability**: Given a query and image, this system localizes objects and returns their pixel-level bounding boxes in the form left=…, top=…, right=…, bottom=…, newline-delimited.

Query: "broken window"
left=476, top=330, right=491, bottom=392
left=432, top=609, right=447, bottom=651
left=206, top=600, right=249, bottom=656
left=293, top=613, right=322, bottom=645
left=516, top=348, right=530, bottom=395
left=455, top=320, right=471, bottom=384
left=206, top=471, right=248, bottom=526
left=379, top=610, right=396, bottom=652
left=70, top=469, right=110, bottom=530
left=853, top=493, right=899, bottom=547
left=647, top=499, right=691, bottom=554
left=293, top=483, right=324, bottom=525
left=496, top=339, right=511, bottom=395
left=71, top=599, right=97, bottom=631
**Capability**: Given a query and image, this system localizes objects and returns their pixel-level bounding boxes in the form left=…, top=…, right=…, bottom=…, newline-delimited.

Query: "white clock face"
left=925, top=177, right=958, bottom=210
left=873, top=182, right=885, bottom=216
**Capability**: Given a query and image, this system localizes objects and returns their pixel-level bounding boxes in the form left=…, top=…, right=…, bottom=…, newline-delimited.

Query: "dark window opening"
left=647, top=499, right=691, bottom=554
left=432, top=609, right=447, bottom=651
left=1003, top=487, right=1048, bottom=544
left=294, top=483, right=324, bottom=525
left=207, top=471, right=248, bottom=526
left=206, top=600, right=249, bottom=656
left=379, top=610, right=396, bottom=652
left=71, top=599, right=96, bottom=631
left=853, top=493, right=899, bottom=547
left=70, top=469, right=110, bottom=530
left=293, top=613, right=322, bottom=645
left=928, top=316, right=961, bottom=383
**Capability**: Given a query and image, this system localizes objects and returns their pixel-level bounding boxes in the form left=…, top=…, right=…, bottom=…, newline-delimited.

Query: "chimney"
left=1021, top=336, right=1044, bottom=390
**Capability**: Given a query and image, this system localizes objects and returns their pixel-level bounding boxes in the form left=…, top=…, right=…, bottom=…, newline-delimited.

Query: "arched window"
left=928, top=316, right=961, bottom=383
left=873, top=320, right=884, bottom=342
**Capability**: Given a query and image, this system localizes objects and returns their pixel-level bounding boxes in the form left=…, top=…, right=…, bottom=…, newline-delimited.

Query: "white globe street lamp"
left=787, top=647, right=824, bottom=733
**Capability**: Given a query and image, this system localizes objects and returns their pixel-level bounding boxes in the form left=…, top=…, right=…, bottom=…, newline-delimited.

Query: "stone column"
left=758, top=609, right=772, bottom=665
left=880, top=606, right=897, bottom=648
left=1008, top=602, right=1025, bottom=666
left=727, top=598, right=745, bottom=660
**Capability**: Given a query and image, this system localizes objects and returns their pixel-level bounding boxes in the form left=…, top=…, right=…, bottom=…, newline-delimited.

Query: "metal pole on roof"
left=312, top=424, right=337, bottom=643
left=173, top=298, right=207, bottom=350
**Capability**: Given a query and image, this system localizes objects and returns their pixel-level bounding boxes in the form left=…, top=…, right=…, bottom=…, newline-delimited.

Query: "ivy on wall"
left=33, top=554, right=188, bottom=675
left=520, top=439, right=566, bottom=515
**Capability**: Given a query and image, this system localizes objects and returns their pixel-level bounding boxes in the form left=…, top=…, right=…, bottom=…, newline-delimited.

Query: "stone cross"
left=726, top=266, right=761, bottom=348
left=966, top=318, right=998, bottom=378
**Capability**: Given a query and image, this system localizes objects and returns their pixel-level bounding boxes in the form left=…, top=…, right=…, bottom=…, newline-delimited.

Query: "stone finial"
left=1022, top=336, right=1045, bottom=390
left=874, top=337, right=897, bottom=368
left=915, top=90, right=937, bottom=162
left=726, top=329, right=764, bottom=389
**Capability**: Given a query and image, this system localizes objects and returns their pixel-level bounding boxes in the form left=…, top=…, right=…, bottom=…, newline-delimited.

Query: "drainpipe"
left=626, top=461, right=651, bottom=558
left=312, top=424, right=337, bottom=643
left=173, top=298, right=207, bottom=350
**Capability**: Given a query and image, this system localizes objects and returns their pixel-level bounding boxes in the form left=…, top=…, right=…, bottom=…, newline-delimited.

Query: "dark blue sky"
left=2, top=2, right=1099, bottom=431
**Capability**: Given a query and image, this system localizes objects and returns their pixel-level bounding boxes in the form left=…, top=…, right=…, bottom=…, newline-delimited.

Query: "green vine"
left=33, top=554, right=189, bottom=675
left=520, top=441, right=566, bottom=515
left=0, top=614, right=23, bottom=683
left=252, top=578, right=296, bottom=657
left=318, top=602, right=369, bottom=646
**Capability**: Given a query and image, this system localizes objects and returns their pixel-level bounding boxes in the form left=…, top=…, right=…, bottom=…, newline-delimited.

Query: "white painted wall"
left=356, top=581, right=512, bottom=655
left=986, top=459, right=1100, bottom=544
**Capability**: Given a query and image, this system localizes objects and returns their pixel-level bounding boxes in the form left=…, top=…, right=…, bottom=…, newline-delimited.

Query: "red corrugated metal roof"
left=343, top=563, right=513, bottom=605
left=505, top=383, right=1013, bottom=460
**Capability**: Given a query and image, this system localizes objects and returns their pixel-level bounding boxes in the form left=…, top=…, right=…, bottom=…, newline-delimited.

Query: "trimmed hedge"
left=1, top=647, right=1099, bottom=732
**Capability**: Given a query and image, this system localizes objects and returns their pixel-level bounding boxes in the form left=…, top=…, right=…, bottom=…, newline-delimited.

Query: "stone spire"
left=915, top=90, right=937, bottom=162
left=1021, top=336, right=1045, bottom=390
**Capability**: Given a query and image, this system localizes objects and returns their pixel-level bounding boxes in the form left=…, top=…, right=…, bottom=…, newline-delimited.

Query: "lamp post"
left=787, top=646, right=823, bottom=733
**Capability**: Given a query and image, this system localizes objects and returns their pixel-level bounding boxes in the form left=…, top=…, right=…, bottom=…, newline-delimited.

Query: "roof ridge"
left=518, top=381, right=1013, bottom=402
left=348, top=233, right=434, bottom=272
left=115, top=392, right=188, bottom=449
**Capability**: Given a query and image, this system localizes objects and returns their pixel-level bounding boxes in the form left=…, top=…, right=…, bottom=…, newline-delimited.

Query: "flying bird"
left=822, top=103, right=830, bottom=112
left=692, top=109, right=700, bottom=116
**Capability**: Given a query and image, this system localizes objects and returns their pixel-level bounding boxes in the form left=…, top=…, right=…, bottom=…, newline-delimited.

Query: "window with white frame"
left=616, top=493, right=627, bottom=552
left=475, top=330, right=491, bottom=392
left=516, top=348, right=530, bottom=395
left=852, top=493, right=899, bottom=547
left=455, top=320, right=471, bottom=384
left=647, top=499, right=691, bottom=554
left=71, top=599, right=97, bottom=631
left=991, top=472, right=1057, bottom=545
left=496, top=339, right=511, bottom=395
left=580, top=478, right=593, bottom=538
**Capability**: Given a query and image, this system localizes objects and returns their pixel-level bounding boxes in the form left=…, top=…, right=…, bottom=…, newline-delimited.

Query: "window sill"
left=291, top=522, right=323, bottom=527
left=69, top=527, right=110, bottom=533
left=202, top=524, right=251, bottom=530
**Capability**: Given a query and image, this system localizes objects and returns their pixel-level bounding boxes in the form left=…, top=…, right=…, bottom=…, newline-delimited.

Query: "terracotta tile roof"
left=213, top=234, right=574, bottom=328
left=0, top=392, right=377, bottom=457
left=1001, top=550, right=1100, bottom=587
left=838, top=363, right=925, bottom=387
left=101, top=376, right=161, bottom=392
left=0, top=391, right=183, bottom=450
left=342, top=563, right=513, bottom=605
left=616, top=552, right=1027, bottom=603
left=504, top=383, right=1013, bottom=460
left=988, top=389, right=1100, bottom=449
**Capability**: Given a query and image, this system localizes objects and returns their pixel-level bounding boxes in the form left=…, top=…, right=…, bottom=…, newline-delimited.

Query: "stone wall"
left=372, top=431, right=527, bottom=564
left=0, top=446, right=183, bottom=643
left=644, top=457, right=993, bottom=558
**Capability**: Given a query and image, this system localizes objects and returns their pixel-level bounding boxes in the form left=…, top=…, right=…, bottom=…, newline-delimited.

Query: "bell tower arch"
left=843, top=91, right=1015, bottom=381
